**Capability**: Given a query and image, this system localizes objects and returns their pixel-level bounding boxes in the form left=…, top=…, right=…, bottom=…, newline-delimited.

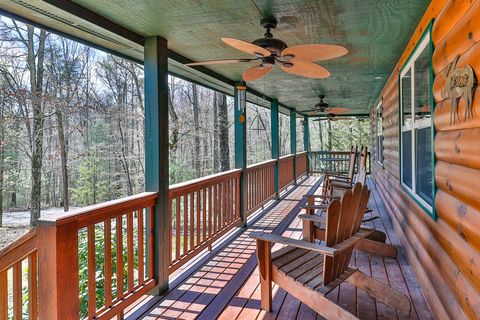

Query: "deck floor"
left=141, top=176, right=433, bottom=320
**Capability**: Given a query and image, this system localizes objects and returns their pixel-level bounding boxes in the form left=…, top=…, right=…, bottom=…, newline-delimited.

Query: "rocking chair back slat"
left=323, top=183, right=370, bottom=284
left=347, top=146, right=358, bottom=180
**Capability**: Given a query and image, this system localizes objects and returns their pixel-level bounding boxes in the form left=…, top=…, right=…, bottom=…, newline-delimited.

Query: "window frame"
left=399, top=22, right=437, bottom=219
left=376, top=101, right=383, bottom=165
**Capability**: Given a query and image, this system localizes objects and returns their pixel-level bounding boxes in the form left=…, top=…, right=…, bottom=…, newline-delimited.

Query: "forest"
left=0, top=16, right=370, bottom=227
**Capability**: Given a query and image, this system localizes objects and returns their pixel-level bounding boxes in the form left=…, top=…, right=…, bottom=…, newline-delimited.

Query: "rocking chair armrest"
left=304, top=195, right=341, bottom=199
left=298, top=214, right=326, bottom=224
left=325, top=174, right=351, bottom=181
left=329, top=181, right=353, bottom=189
left=250, top=232, right=337, bottom=257
left=301, top=205, right=328, bottom=210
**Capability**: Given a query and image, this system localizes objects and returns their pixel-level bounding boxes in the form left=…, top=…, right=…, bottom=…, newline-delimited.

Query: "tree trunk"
left=28, top=27, right=47, bottom=226
left=318, top=121, right=324, bottom=150
left=192, top=84, right=201, bottom=177
left=213, top=92, right=219, bottom=172
left=218, top=93, right=230, bottom=171
left=55, top=109, right=69, bottom=211
left=327, top=119, right=332, bottom=152
left=0, top=102, right=4, bottom=227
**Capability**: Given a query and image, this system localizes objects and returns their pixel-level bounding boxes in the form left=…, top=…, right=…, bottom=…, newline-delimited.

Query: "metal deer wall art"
left=443, top=55, right=477, bottom=125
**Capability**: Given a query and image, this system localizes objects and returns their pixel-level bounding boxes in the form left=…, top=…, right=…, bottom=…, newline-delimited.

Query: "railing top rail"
left=279, top=154, right=295, bottom=161
left=169, top=169, right=242, bottom=199
left=38, top=192, right=158, bottom=227
left=0, top=228, right=38, bottom=271
left=296, top=151, right=308, bottom=156
left=247, top=158, right=277, bottom=170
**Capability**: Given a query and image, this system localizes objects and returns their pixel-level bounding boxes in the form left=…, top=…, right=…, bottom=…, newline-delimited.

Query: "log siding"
left=371, top=0, right=480, bottom=318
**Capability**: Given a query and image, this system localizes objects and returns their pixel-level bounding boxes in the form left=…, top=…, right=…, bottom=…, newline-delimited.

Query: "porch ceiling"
left=1, top=0, right=430, bottom=114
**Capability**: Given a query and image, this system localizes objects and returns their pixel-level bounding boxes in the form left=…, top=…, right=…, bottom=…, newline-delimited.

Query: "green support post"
left=271, top=100, right=279, bottom=197
left=144, top=36, right=169, bottom=294
left=303, top=115, right=310, bottom=174
left=290, top=110, right=297, bottom=185
left=234, top=85, right=247, bottom=227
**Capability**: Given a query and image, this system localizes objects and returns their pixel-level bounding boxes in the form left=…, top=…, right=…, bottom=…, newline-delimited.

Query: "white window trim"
left=376, top=101, right=383, bottom=165
left=399, top=32, right=432, bottom=211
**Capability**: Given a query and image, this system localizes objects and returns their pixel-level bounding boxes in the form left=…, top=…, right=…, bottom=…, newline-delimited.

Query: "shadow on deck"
left=141, top=176, right=433, bottom=320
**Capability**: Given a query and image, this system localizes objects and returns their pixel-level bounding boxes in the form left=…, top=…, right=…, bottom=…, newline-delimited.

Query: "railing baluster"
left=138, top=210, right=144, bottom=285
left=190, top=192, right=195, bottom=249
left=169, top=201, right=173, bottom=264
left=116, top=216, right=124, bottom=300
left=148, top=206, right=154, bottom=280
left=28, top=252, right=38, bottom=320
left=0, top=269, right=7, bottom=319
left=208, top=186, right=212, bottom=240
left=175, top=198, right=180, bottom=260
left=127, top=211, right=134, bottom=292
left=104, top=219, right=113, bottom=307
left=202, top=188, right=207, bottom=243
left=13, top=261, right=22, bottom=320
left=87, top=225, right=96, bottom=317
left=196, top=190, right=201, bottom=245
left=183, top=195, right=188, bottom=255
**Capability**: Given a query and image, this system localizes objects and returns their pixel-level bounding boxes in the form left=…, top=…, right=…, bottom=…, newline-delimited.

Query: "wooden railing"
left=308, top=150, right=371, bottom=174
left=1, top=153, right=317, bottom=318
left=169, top=169, right=242, bottom=273
left=278, top=154, right=295, bottom=191
left=0, top=229, right=38, bottom=320
left=245, top=159, right=276, bottom=216
left=37, top=192, right=158, bottom=320
left=295, top=152, right=308, bottom=178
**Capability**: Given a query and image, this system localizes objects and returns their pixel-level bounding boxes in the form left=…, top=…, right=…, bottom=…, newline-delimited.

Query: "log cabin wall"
left=370, top=0, right=480, bottom=319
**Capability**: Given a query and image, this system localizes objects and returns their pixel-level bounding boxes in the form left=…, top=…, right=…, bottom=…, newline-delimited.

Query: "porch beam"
left=234, top=85, right=247, bottom=227
left=271, top=100, right=280, bottom=197
left=290, top=110, right=297, bottom=185
left=304, top=115, right=310, bottom=174
left=144, top=36, right=169, bottom=293
left=303, top=115, right=310, bottom=152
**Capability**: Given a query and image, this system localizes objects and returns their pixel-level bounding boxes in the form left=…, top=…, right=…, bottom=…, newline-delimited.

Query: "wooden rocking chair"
left=302, top=165, right=396, bottom=257
left=251, top=183, right=411, bottom=319
left=321, top=145, right=358, bottom=197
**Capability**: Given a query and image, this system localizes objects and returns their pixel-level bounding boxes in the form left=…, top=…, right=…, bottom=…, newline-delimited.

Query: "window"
left=400, top=30, right=434, bottom=212
left=376, top=102, right=383, bottom=164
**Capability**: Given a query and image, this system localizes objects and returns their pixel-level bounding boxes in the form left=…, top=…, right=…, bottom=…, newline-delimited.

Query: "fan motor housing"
left=252, top=37, right=287, bottom=56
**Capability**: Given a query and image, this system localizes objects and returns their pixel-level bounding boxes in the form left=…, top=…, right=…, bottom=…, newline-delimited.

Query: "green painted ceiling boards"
left=1, top=0, right=430, bottom=114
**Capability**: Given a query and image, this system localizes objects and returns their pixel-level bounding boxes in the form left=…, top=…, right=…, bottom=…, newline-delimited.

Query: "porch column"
left=303, top=115, right=310, bottom=174
left=144, top=36, right=169, bottom=293
left=290, top=110, right=297, bottom=185
left=234, top=84, right=247, bottom=227
left=271, top=100, right=280, bottom=197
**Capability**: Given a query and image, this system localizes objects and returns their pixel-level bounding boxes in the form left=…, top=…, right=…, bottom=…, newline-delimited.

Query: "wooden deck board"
left=140, top=177, right=433, bottom=320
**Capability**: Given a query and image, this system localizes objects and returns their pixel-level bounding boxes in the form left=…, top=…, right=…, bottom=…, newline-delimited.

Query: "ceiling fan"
left=304, top=95, right=351, bottom=116
left=185, top=17, right=348, bottom=82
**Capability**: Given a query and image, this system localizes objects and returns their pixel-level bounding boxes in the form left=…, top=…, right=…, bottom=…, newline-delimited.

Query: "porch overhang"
left=0, top=0, right=430, bottom=115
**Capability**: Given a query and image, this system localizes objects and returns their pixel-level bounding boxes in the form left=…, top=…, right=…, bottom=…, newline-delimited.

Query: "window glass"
left=402, top=131, right=412, bottom=188
left=416, top=127, right=432, bottom=205
left=400, top=31, right=434, bottom=214
left=401, top=69, right=412, bottom=126
left=376, top=106, right=383, bottom=163
left=414, top=48, right=431, bottom=121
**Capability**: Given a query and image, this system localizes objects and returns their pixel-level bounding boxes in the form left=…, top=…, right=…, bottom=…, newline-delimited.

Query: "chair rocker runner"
left=251, top=183, right=411, bottom=319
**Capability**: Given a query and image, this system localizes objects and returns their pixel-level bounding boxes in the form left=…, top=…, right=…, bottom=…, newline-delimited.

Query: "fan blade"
left=327, top=107, right=351, bottom=114
left=186, top=58, right=256, bottom=66
left=281, top=61, right=330, bottom=79
left=281, top=44, right=348, bottom=62
left=222, top=38, right=271, bottom=57
left=242, top=65, right=272, bottom=81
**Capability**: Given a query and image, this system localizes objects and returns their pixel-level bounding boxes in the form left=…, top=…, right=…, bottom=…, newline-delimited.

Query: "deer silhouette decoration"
left=444, top=55, right=477, bottom=125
